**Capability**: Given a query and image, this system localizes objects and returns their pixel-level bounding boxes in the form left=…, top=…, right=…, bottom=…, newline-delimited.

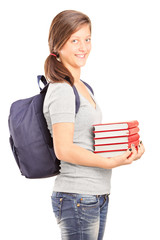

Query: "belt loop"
left=107, top=193, right=110, bottom=202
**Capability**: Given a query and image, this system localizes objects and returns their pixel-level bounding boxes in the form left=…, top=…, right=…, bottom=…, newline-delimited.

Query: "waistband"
left=52, top=191, right=110, bottom=199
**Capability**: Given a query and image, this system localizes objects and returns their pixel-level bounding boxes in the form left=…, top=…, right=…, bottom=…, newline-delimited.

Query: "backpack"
left=8, top=75, right=94, bottom=179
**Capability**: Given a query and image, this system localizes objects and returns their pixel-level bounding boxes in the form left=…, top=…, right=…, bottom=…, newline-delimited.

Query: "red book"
left=94, top=140, right=139, bottom=152
left=93, top=120, right=139, bottom=132
left=94, top=133, right=140, bottom=145
left=93, top=127, right=139, bottom=138
left=94, top=140, right=139, bottom=158
left=94, top=150, right=127, bottom=158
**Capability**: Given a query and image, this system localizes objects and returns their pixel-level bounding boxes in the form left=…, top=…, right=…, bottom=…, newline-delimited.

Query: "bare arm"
left=52, top=122, right=145, bottom=169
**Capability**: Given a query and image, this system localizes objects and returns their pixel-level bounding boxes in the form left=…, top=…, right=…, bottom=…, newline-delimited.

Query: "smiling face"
left=58, top=24, right=91, bottom=71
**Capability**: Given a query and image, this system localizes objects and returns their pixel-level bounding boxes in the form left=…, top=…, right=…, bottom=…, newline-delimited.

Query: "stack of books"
left=93, top=120, right=140, bottom=157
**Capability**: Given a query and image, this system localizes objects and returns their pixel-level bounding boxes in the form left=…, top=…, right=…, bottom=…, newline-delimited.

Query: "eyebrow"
left=71, top=34, right=91, bottom=38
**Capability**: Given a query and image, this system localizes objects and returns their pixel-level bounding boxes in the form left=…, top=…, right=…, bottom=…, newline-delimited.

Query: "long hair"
left=44, top=10, right=91, bottom=86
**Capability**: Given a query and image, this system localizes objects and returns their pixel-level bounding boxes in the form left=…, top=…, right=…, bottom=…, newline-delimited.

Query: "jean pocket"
left=79, top=195, right=99, bottom=210
left=77, top=196, right=99, bottom=223
left=51, top=196, right=63, bottom=224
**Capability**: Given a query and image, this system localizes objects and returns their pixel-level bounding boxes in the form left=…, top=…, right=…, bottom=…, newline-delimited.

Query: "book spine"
left=127, top=120, right=139, bottom=129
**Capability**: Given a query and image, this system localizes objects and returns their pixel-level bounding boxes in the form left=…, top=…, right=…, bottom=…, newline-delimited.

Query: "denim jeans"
left=51, top=191, right=110, bottom=240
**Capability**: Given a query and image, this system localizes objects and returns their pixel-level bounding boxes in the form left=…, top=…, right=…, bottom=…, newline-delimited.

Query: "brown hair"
left=44, top=10, right=91, bottom=86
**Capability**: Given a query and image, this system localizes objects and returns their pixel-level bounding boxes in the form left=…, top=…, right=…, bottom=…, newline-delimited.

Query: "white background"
left=0, top=0, right=160, bottom=239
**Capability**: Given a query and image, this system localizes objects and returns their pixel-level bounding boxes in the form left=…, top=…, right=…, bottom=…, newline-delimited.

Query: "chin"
left=75, top=60, right=87, bottom=68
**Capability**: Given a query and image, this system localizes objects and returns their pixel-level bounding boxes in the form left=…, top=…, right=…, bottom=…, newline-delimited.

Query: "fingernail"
left=129, top=148, right=132, bottom=151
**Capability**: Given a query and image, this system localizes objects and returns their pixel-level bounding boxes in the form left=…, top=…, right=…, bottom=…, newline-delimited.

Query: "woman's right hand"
left=110, top=141, right=145, bottom=168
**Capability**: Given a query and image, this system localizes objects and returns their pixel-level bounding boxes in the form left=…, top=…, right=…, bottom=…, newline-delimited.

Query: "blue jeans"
left=51, top=191, right=110, bottom=240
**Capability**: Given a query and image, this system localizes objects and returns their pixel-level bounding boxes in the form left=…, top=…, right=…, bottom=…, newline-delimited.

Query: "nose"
left=79, top=40, right=87, bottom=52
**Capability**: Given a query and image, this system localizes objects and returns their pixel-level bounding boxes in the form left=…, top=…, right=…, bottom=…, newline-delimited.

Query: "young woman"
left=43, top=10, right=145, bottom=240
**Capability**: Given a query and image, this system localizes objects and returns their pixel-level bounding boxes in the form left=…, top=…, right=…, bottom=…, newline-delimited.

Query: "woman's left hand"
left=134, top=141, right=145, bottom=161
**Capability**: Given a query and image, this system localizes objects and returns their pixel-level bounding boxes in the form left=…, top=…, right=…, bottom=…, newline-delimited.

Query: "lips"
left=75, top=54, right=86, bottom=58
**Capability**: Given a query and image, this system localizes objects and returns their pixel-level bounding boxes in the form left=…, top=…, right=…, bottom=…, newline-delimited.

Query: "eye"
left=86, top=38, right=91, bottom=42
left=72, top=39, right=78, bottom=43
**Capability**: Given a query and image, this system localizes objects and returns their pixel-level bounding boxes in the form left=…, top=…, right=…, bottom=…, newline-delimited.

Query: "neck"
left=65, top=64, right=81, bottom=84
left=72, top=69, right=81, bottom=84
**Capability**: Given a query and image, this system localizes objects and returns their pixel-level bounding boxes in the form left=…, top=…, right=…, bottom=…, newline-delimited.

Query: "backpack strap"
left=81, top=80, right=94, bottom=95
left=37, top=75, right=93, bottom=115
left=37, top=75, right=48, bottom=90
left=73, top=80, right=94, bottom=114
left=72, top=86, right=80, bottom=114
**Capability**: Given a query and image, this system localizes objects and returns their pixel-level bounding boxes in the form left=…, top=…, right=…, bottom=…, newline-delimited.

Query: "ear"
left=56, top=52, right=61, bottom=62
left=57, top=55, right=61, bottom=62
